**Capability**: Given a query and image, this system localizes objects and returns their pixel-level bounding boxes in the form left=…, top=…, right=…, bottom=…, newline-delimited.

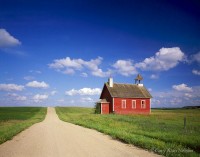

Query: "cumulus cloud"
left=50, top=90, right=57, bottom=95
left=80, top=72, right=88, bottom=77
left=148, top=88, right=152, bottom=92
left=0, top=29, right=21, bottom=47
left=33, top=94, right=48, bottom=102
left=172, top=83, right=193, bottom=92
left=81, top=97, right=94, bottom=102
left=57, top=99, right=64, bottom=102
left=0, top=83, right=24, bottom=91
left=49, top=57, right=110, bottom=77
left=65, top=88, right=101, bottom=96
left=113, top=47, right=185, bottom=76
left=26, top=81, right=49, bottom=89
left=91, top=68, right=111, bottom=77
left=16, top=95, right=27, bottom=101
left=49, top=47, right=186, bottom=77
left=62, top=69, right=75, bottom=75
left=191, top=52, right=200, bottom=63
left=29, top=70, right=42, bottom=74
left=170, top=98, right=182, bottom=105
left=192, top=69, right=200, bottom=76
left=150, top=74, right=159, bottom=79
left=8, top=93, right=27, bottom=101
left=82, top=57, right=111, bottom=77
left=112, top=60, right=137, bottom=76
left=49, top=57, right=83, bottom=69
left=135, top=47, right=185, bottom=71
left=184, top=93, right=193, bottom=98
left=152, top=86, right=200, bottom=107
left=23, top=76, right=35, bottom=80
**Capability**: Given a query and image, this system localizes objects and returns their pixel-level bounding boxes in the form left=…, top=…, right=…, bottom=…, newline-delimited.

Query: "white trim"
left=113, top=98, right=115, bottom=112
left=122, top=100, right=126, bottom=109
left=141, top=100, right=146, bottom=109
left=132, top=100, right=136, bottom=109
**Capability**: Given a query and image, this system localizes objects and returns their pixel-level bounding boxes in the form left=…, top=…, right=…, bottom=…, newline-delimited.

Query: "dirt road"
left=0, top=107, right=161, bottom=157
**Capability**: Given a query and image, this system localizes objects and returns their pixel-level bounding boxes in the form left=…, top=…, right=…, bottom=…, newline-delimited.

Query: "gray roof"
left=104, top=83, right=152, bottom=98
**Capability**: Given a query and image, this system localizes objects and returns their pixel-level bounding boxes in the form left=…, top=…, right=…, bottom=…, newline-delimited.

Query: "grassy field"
left=56, top=107, right=200, bottom=157
left=0, top=107, right=47, bottom=144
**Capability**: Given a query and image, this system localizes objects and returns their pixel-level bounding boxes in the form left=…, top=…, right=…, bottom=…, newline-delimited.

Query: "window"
left=141, top=100, right=146, bottom=109
left=122, top=100, right=126, bottom=109
left=132, top=100, right=136, bottom=109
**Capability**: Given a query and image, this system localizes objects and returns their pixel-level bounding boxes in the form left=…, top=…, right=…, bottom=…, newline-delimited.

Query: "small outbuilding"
left=97, top=75, right=152, bottom=114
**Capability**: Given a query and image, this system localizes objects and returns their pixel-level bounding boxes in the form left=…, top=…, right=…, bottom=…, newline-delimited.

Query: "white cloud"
left=112, top=48, right=184, bottom=76
left=170, top=98, right=182, bottom=105
left=135, top=47, right=185, bottom=71
left=152, top=86, right=200, bottom=107
left=49, top=57, right=83, bottom=69
left=70, top=100, right=75, bottom=104
left=49, top=57, right=110, bottom=77
left=26, top=81, right=49, bottom=89
left=8, top=93, right=27, bottom=101
left=57, top=99, right=64, bottom=102
left=29, top=70, right=42, bottom=74
left=24, top=76, right=35, bottom=80
left=81, top=97, right=94, bottom=103
left=50, top=90, right=57, bottom=95
left=0, top=29, right=21, bottom=47
left=172, top=83, right=193, bottom=92
left=49, top=47, right=186, bottom=78
left=65, top=88, right=101, bottom=96
left=192, top=69, right=200, bottom=76
left=16, top=96, right=27, bottom=101
left=35, top=70, right=42, bottom=74
left=150, top=74, right=159, bottom=79
left=148, top=88, right=152, bottom=92
left=91, top=68, right=111, bottom=77
left=113, top=60, right=137, bottom=76
left=0, top=83, right=24, bottom=91
left=62, top=69, right=75, bottom=75
left=191, top=52, right=200, bottom=63
left=80, top=72, right=88, bottom=77
left=33, top=94, right=48, bottom=103
left=82, top=57, right=111, bottom=77
left=151, top=99, right=161, bottom=105
left=184, top=93, right=193, bottom=98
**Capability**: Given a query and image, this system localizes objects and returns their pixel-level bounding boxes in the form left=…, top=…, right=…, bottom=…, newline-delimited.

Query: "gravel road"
left=0, top=107, right=161, bottom=157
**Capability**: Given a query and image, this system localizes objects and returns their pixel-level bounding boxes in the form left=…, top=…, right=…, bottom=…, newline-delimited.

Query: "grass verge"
left=56, top=107, right=200, bottom=157
left=0, top=107, right=47, bottom=144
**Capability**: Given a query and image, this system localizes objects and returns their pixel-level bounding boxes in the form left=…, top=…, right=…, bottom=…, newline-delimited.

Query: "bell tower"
left=135, top=74, right=143, bottom=86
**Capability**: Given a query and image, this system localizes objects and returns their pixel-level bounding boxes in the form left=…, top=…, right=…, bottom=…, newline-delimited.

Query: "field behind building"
left=0, top=107, right=47, bottom=144
left=56, top=107, right=200, bottom=157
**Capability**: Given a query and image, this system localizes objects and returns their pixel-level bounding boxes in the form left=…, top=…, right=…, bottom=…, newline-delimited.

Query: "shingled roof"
left=104, top=83, right=152, bottom=98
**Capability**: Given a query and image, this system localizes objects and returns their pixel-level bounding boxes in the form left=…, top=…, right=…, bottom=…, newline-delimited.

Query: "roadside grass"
left=56, top=107, right=200, bottom=157
left=0, top=107, right=47, bottom=144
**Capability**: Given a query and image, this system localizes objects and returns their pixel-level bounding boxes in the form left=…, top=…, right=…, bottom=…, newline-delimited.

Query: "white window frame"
left=141, top=100, right=146, bottom=109
left=121, top=100, right=126, bottom=109
left=132, top=100, right=136, bottom=109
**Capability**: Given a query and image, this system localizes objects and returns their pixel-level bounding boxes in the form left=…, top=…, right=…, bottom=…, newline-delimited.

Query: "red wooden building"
left=97, top=75, right=152, bottom=114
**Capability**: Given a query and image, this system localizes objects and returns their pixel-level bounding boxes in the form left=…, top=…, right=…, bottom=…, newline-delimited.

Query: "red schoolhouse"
left=97, top=74, right=152, bottom=114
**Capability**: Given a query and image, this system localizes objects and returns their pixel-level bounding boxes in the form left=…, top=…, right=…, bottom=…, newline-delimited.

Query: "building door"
left=101, top=103, right=109, bottom=114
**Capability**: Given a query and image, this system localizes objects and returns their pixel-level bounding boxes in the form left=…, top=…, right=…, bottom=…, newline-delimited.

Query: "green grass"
left=0, top=107, right=47, bottom=144
left=56, top=107, right=200, bottom=157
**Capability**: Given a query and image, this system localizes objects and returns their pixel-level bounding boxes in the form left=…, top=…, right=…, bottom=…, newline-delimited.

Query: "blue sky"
left=0, top=0, right=200, bottom=107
